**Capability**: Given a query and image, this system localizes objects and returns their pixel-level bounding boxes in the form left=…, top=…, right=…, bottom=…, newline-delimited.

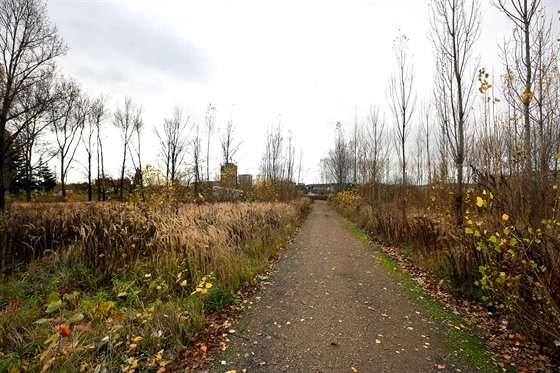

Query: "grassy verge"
left=339, top=215, right=505, bottom=372
left=0, top=199, right=312, bottom=372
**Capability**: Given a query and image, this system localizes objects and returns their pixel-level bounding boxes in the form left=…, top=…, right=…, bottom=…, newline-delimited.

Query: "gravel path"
left=212, top=201, right=474, bottom=372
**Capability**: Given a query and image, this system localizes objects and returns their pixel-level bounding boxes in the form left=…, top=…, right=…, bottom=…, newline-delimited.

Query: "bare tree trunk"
left=387, top=34, right=416, bottom=222
left=430, top=0, right=481, bottom=227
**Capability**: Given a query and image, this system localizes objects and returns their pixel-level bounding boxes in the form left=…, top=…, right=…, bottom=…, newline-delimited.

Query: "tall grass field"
left=0, top=199, right=311, bottom=372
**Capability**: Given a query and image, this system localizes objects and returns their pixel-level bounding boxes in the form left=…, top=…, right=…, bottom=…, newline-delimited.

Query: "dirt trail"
left=212, top=201, right=474, bottom=372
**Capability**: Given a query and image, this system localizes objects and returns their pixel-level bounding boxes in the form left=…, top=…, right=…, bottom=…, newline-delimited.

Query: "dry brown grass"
left=0, top=200, right=311, bottom=286
left=0, top=198, right=312, bottom=372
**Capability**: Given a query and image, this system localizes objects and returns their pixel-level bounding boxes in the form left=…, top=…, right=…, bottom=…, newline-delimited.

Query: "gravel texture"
left=211, top=201, right=475, bottom=372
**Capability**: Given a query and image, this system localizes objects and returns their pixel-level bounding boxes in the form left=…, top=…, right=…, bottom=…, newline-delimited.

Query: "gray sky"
left=47, top=0, right=559, bottom=184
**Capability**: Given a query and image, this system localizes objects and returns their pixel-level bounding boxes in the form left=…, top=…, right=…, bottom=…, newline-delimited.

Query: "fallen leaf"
left=45, top=300, right=65, bottom=313
left=437, top=365, right=446, bottom=369
left=375, top=339, right=381, bottom=344
left=56, top=324, right=71, bottom=337
left=351, top=367, right=358, bottom=372
left=66, top=313, right=84, bottom=324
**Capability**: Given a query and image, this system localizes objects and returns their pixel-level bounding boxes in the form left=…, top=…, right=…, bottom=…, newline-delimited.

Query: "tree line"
left=322, top=0, right=559, bottom=227
left=0, top=0, right=310, bottom=210
left=0, top=0, right=254, bottom=208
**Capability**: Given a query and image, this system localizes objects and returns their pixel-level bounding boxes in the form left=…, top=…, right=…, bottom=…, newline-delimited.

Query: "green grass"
left=339, top=214, right=506, bottom=373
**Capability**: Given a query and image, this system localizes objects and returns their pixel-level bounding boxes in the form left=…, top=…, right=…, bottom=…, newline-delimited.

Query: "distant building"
left=237, top=174, right=253, bottom=190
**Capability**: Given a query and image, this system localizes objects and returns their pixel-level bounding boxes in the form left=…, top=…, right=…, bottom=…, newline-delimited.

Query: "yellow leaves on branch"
left=522, top=91, right=535, bottom=104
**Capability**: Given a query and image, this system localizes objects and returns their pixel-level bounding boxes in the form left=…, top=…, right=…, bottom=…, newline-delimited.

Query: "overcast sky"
left=46, top=0, right=559, bottom=184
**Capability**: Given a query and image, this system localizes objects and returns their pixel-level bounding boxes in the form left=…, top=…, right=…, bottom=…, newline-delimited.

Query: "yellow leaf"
left=351, top=368, right=358, bottom=372
left=205, top=282, right=213, bottom=289
left=226, top=371, right=237, bottom=373
left=502, top=213, right=509, bottom=221
left=176, top=272, right=182, bottom=279
left=375, top=339, right=381, bottom=344
left=201, top=288, right=208, bottom=295
left=437, top=365, right=446, bottom=369
left=180, top=280, right=187, bottom=287
left=476, top=196, right=485, bottom=207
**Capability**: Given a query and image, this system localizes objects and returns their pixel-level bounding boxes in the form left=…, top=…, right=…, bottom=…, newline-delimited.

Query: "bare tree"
left=220, top=117, right=242, bottom=167
left=204, top=103, right=216, bottom=182
left=360, top=105, right=388, bottom=201
left=50, top=77, right=87, bottom=198
left=155, top=107, right=190, bottom=186
left=81, top=95, right=106, bottom=202
left=128, top=111, right=144, bottom=200
left=90, top=95, right=108, bottom=201
left=419, top=100, right=434, bottom=185
left=494, top=0, right=559, bottom=223
left=260, top=121, right=285, bottom=184
left=325, top=122, right=350, bottom=191
left=113, top=96, right=142, bottom=201
left=16, top=77, right=57, bottom=201
left=387, top=33, right=416, bottom=220
left=430, top=0, right=481, bottom=226
left=191, top=123, right=202, bottom=197
left=0, top=0, right=67, bottom=209
left=494, top=0, right=540, bottom=174
left=351, top=108, right=359, bottom=184
left=285, top=130, right=296, bottom=182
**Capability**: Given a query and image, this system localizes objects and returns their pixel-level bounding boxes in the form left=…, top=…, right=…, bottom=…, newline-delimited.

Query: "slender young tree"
left=363, top=105, right=387, bottom=193
left=204, top=103, right=216, bottom=182
left=494, top=0, right=540, bottom=174
left=113, top=96, right=142, bottom=201
left=191, top=123, right=202, bottom=197
left=430, top=0, right=482, bottom=226
left=260, top=121, right=285, bottom=184
left=90, top=95, right=108, bottom=201
left=220, top=117, right=242, bottom=167
left=128, top=112, right=144, bottom=201
left=50, top=77, right=87, bottom=198
left=0, top=0, right=67, bottom=209
left=387, top=33, right=416, bottom=220
left=155, top=107, right=190, bottom=185
left=419, top=100, right=433, bottom=185
left=325, top=122, right=350, bottom=191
